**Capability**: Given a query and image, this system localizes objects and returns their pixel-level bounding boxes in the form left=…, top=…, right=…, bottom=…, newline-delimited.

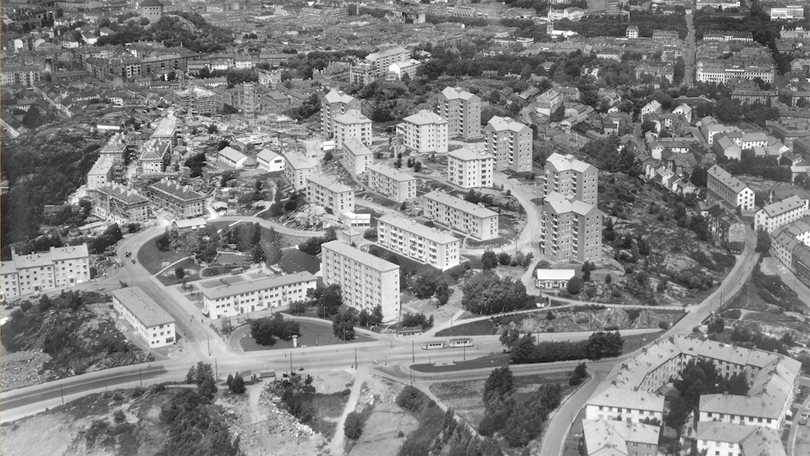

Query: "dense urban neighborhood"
left=3, top=0, right=810, bottom=454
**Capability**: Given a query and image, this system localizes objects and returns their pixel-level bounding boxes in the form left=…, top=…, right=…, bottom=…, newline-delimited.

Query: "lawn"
left=309, top=390, right=352, bottom=439
left=411, top=353, right=509, bottom=372
left=136, top=234, right=189, bottom=275
left=154, top=258, right=201, bottom=286
left=435, top=319, right=497, bottom=337
left=239, top=320, right=376, bottom=352
left=200, top=265, right=243, bottom=278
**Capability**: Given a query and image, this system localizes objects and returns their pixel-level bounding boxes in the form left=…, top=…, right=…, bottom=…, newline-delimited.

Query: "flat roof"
left=449, top=145, right=494, bottom=162
left=378, top=214, right=459, bottom=245
left=321, top=240, right=400, bottom=272
left=343, top=138, right=372, bottom=156
left=424, top=190, right=498, bottom=219
left=111, top=287, right=175, bottom=327
left=402, top=110, right=447, bottom=126
left=201, top=271, right=316, bottom=300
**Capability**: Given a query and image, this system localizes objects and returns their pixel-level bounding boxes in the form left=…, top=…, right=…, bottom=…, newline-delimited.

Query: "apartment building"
left=139, top=138, right=172, bottom=174
left=343, top=138, right=373, bottom=175
left=257, top=148, right=284, bottom=172
left=696, top=60, right=776, bottom=84
left=1, top=245, right=90, bottom=301
left=320, top=89, right=361, bottom=138
left=536, top=89, right=565, bottom=117
left=175, top=85, right=218, bottom=115
left=284, top=152, right=316, bottom=191
left=539, top=192, right=603, bottom=262
left=320, top=241, right=401, bottom=323
left=707, top=165, right=755, bottom=211
left=697, top=423, right=785, bottom=456
left=447, top=146, right=495, bottom=189
left=365, top=46, right=410, bottom=79
left=147, top=180, right=206, bottom=219
left=201, top=272, right=317, bottom=319
left=770, top=218, right=810, bottom=271
left=90, top=183, right=150, bottom=224
left=334, top=110, right=372, bottom=148
left=111, top=287, right=176, bottom=348
left=377, top=214, right=461, bottom=270
left=754, top=195, right=808, bottom=233
left=544, top=153, right=599, bottom=206
left=87, top=156, right=115, bottom=190
left=484, top=116, right=533, bottom=173
left=423, top=190, right=499, bottom=240
left=583, top=420, right=660, bottom=456
left=397, top=110, right=448, bottom=153
left=771, top=5, right=803, bottom=20
left=367, top=163, right=417, bottom=202
left=585, top=387, right=665, bottom=423
left=437, top=87, right=481, bottom=139
left=307, top=174, right=355, bottom=214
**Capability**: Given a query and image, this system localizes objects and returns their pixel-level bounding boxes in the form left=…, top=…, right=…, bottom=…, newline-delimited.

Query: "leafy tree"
left=332, top=309, right=356, bottom=340
left=756, top=228, right=771, bottom=254
left=344, top=411, right=364, bottom=439
left=581, top=261, right=593, bottom=282
left=483, top=366, right=514, bottom=407
left=184, top=152, right=207, bottom=178
left=481, top=250, right=498, bottom=269
left=569, top=362, right=588, bottom=386
left=497, top=252, right=511, bottom=266
left=155, top=232, right=171, bottom=252
left=229, top=372, right=246, bottom=394
left=410, top=272, right=439, bottom=299
left=549, top=104, right=565, bottom=122
left=250, top=318, right=276, bottom=346
left=174, top=266, right=185, bottom=279
left=461, top=272, right=530, bottom=315
left=707, top=317, right=725, bottom=334
left=434, top=281, right=450, bottom=306
left=314, top=284, right=342, bottom=318
left=323, top=151, right=334, bottom=162
left=567, top=276, right=584, bottom=295
left=185, top=362, right=218, bottom=399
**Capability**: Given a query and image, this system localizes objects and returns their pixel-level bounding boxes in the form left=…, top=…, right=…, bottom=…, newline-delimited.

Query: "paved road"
left=684, top=13, right=696, bottom=86
left=788, top=394, right=810, bottom=456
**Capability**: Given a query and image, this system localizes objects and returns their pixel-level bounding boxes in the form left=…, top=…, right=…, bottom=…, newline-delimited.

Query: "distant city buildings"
left=1, top=245, right=90, bottom=301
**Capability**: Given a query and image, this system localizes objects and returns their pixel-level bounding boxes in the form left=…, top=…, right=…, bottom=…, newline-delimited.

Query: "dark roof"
left=140, top=0, right=163, bottom=6
left=278, top=249, right=321, bottom=275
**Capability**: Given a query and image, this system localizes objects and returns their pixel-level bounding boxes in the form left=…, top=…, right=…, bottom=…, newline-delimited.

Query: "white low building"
left=111, top=287, right=176, bottom=348
left=534, top=269, right=576, bottom=290
left=201, top=272, right=317, bottom=319
left=754, top=195, right=808, bottom=233
left=257, top=148, right=285, bottom=172
left=585, top=386, right=665, bottom=424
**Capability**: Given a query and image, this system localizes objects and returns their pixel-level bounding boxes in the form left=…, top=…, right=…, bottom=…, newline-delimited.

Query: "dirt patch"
left=348, top=376, right=416, bottom=456
left=0, top=413, right=85, bottom=456
left=310, top=370, right=354, bottom=394
left=0, top=350, right=53, bottom=391
left=430, top=380, right=487, bottom=427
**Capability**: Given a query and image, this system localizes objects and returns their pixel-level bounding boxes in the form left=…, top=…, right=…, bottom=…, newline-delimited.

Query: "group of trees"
left=503, top=330, right=624, bottom=364
left=480, top=250, right=528, bottom=270
left=333, top=308, right=357, bottom=340
left=401, top=312, right=434, bottom=330
left=250, top=313, right=301, bottom=346
left=478, top=366, right=564, bottom=447
left=569, top=362, right=588, bottom=386
left=271, top=372, right=320, bottom=428
left=297, top=227, right=337, bottom=256
left=717, top=153, right=792, bottom=183
left=226, top=372, right=246, bottom=394
left=556, top=10, right=687, bottom=39
left=409, top=272, right=451, bottom=305
left=580, top=136, right=641, bottom=177
left=97, top=12, right=234, bottom=53
left=461, top=271, right=531, bottom=315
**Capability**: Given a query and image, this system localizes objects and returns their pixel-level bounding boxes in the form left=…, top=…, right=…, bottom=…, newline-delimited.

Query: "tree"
left=185, top=362, right=217, bottom=399
left=481, top=250, right=498, bottom=269
left=316, top=284, right=343, bottom=318
left=410, top=272, right=439, bottom=299
left=155, top=232, right=171, bottom=252
left=434, top=280, right=450, bottom=306
left=461, top=272, right=530, bottom=314
left=707, top=317, right=725, bottom=334
left=344, top=411, right=364, bottom=439
left=229, top=372, right=246, bottom=394
left=569, top=362, right=587, bottom=386
left=323, top=151, right=334, bottom=162
left=333, top=309, right=356, bottom=340
left=483, top=366, right=514, bottom=406
left=497, top=252, right=511, bottom=266
left=550, top=104, right=565, bottom=122
left=567, top=276, right=583, bottom=295
left=581, top=261, right=593, bottom=282
left=175, top=266, right=185, bottom=279
left=250, top=318, right=276, bottom=346
left=755, top=228, right=771, bottom=254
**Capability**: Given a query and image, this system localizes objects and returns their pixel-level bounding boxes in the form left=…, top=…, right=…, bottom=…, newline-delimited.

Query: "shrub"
left=344, top=411, right=364, bottom=440
left=396, top=386, right=427, bottom=414
left=113, top=409, right=126, bottom=423
left=658, top=321, right=671, bottom=330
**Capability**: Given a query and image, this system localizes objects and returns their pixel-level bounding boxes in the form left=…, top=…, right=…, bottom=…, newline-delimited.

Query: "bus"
left=421, top=341, right=447, bottom=350
left=448, top=338, right=473, bottom=348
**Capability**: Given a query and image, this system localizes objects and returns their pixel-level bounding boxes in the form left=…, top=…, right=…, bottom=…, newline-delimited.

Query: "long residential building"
left=320, top=90, right=361, bottom=138
left=582, top=419, right=660, bottom=456
left=484, top=116, right=533, bottom=173
left=447, top=146, right=495, bottom=189
left=544, top=153, right=598, bottom=206
left=147, top=180, right=206, bottom=219
left=367, top=163, right=417, bottom=202
left=284, top=152, right=316, bottom=191
left=343, top=138, right=373, bottom=175
left=539, top=192, right=603, bottom=263
left=377, top=214, right=461, bottom=270
left=754, top=195, right=808, bottom=233
left=437, top=87, right=481, bottom=140
left=307, top=174, right=355, bottom=214
left=320, top=241, right=400, bottom=323
left=334, top=110, right=372, bottom=148
left=697, top=422, right=785, bottom=456
left=1, top=245, right=90, bottom=301
left=423, top=190, right=499, bottom=240
left=707, top=165, right=755, bottom=211
left=111, top=287, right=176, bottom=348
left=90, top=183, right=150, bottom=224
left=397, top=110, right=448, bottom=153
left=201, top=272, right=317, bottom=319
left=585, top=387, right=664, bottom=423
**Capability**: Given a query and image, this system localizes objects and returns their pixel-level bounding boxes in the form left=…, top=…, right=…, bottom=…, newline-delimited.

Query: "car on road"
left=131, top=259, right=136, bottom=264
left=125, top=251, right=132, bottom=258
left=800, top=416, right=807, bottom=426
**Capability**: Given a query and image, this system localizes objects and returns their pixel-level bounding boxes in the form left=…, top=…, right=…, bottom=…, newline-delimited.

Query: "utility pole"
left=207, top=335, right=211, bottom=356
left=139, top=368, right=143, bottom=388
left=412, top=340, right=415, bottom=363
left=463, top=344, right=466, bottom=361
left=410, top=367, right=413, bottom=387
left=354, top=346, right=358, bottom=369
left=60, top=383, right=64, bottom=405
left=215, top=358, right=218, bottom=379
left=290, top=351, right=293, bottom=375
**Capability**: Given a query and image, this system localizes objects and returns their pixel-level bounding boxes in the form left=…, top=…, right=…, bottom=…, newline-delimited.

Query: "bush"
left=658, top=321, right=671, bottom=330
left=344, top=411, right=364, bottom=440
left=113, top=409, right=126, bottom=423
left=396, top=386, right=427, bottom=414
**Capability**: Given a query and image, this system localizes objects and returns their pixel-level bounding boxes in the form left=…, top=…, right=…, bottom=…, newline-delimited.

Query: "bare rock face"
left=280, top=205, right=327, bottom=231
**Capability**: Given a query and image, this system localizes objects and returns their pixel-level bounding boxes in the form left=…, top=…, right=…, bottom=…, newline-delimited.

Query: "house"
left=171, top=218, right=207, bottom=232
left=712, top=134, right=742, bottom=160
left=697, top=423, right=786, bottom=456
left=641, top=100, right=662, bottom=117
left=534, top=269, right=576, bottom=290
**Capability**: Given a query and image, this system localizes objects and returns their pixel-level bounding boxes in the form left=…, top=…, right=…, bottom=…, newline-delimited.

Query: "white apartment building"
left=771, top=5, right=803, bottom=20
left=696, top=423, right=786, bottom=456
left=257, top=148, right=285, bottom=173
left=447, top=146, right=495, bottom=189
left=438, top=86, right=481, bottom=140
left=707, top=165, right=755, bottom=211
left=540, top=192, right=603, bottom=263
left=367, top=163, right=417, bottom=202
left=343, top=138, right=373, bottom=175
left=87, top=156, right=115, bottom=190
left=544, top=153, right=599, bottom=206
left=0, top=245, right=90, bottom=300
left=111, top=287, right=176, bottom=348
left=320, top=241, right=401, bottom=323
left=201, top=272, right=317, bottom=319
left=377, top=214, right=461, bottom=270
left=754, top=195, right=808, bottom=233
left=484, top=116, right=533, bottom=173
left=397, top=110, right=448, bottom=153
left=423, top=190, right=499, bottom=240
left=284, top=152, right=316, bottom=191
left=334, top=110, right=372, bottom=148
left=585, top=387, right=665, bottom=423
left=307, top=174, right=355, bottom=214
left=320, top=89, right=361, bottom=138
left=365, top=46, right=410, bottom=79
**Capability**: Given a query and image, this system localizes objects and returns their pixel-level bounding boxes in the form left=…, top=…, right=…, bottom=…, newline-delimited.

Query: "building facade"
left=320, top=241, right=401, bottom=323
left=447, top=146, right=495, bottom=189
left=707, top=165, right=755, bottom=211
left=397, top=110, right=448, bottom=153
left=333, top=110, right=372, bottom=148
left=754, top=195, right=808, bottom=233
left=484, top=116, right=533, bottom=173
left=201, top=272, right=317, bottom=319
left=257, top=148, right=285, bottom=173
left=90, top=183, right=150, bottom=224
left=540, top=192, right=603, bottom=262
left=147, top=180, right=206, bottom=219
left=284, top=152, right=316, bottom=191
left=320, top=89, right=361, bottom=138
left=1, top=245, right=90, bottom=301
left=307, top=174, right=355, bottom=214
left=377, top=214, right=461, bottom=270
left=367, top=164, right=417, bottom=202
left=437, top=87, right=481, bottom=140
left=111, top=287, right=175, bottom=348
left=544, top=153, right=599, bottom=206
left=423, top=190, right=499, bottom=240
left=343, top=138, right=373, bottom=175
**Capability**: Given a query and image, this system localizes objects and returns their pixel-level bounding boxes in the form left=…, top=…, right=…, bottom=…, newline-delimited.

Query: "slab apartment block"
left=320, top=241, right=401, bottom=323
left=438, top=86, right=481, bottom=139
left=447, top=145, right=495, bottom=189
left=147, top=180, right=206, bottom=219
left=367, top=163, right=417, bottom=202
left=377, top=214, right=461, bottom=270
left=307, top=174, right=355, bottom=214
left=484, top=116, right=533, bottom=173
left=1, top=244, right=90, bottom=301
left=201, top=272, right=317, bottom=319
left=423, top=190, right=499, bottom=240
